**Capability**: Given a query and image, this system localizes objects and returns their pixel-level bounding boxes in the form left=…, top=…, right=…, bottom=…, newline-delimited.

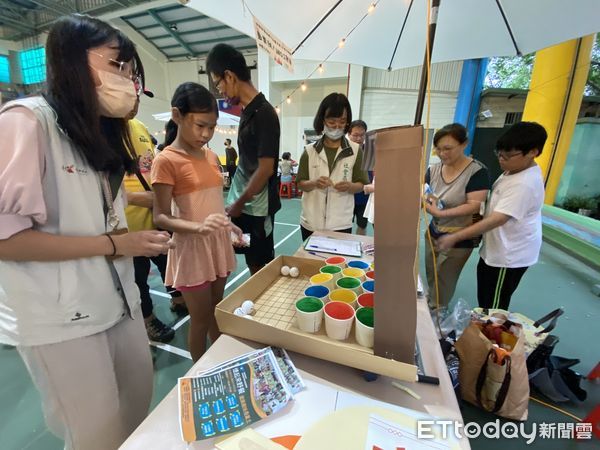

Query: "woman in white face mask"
left=0, top=14, right=172, bottom=450
left=296, top=93, right=371, bottom=241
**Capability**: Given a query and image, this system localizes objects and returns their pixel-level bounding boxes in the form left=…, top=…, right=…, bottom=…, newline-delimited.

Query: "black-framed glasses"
left=494, top=149, right=523, bottom=160
left=212, top=76, right=225, bottom=91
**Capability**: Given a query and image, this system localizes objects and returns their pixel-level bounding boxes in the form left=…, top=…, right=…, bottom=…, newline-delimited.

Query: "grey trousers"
left=425, top=244, right=473, bottom=309
left=18, top=308, right=153, bottom=450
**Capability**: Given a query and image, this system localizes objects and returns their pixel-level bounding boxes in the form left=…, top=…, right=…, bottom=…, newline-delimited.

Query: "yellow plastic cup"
left=328, top=288, right=358, bottom=309
left=310, top=273, right=335, bottom=290
left=342, top=267, right=366, bottom=282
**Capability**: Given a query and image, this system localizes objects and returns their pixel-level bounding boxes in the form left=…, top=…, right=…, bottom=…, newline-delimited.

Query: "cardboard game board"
left=215, top=255, right=417, bottom=382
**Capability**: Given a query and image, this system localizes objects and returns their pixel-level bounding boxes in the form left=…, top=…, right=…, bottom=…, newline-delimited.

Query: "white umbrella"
left=187, top=0, right=600, bottom=71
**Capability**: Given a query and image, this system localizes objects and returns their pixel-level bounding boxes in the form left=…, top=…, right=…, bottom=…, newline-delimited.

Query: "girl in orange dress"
left=152, top=82, right=243, bottom=360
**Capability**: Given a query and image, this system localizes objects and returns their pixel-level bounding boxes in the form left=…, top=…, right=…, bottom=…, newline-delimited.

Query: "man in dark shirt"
left=207, top=44, right=281, bottom=274
left=224, top=138, right=238, bottom=183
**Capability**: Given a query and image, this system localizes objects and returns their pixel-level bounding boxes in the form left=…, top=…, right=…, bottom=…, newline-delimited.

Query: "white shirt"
left=480, top=165, right=544, bottom=268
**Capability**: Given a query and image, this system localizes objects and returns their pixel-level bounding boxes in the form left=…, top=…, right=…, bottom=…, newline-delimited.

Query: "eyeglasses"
left=494, top=149, right=523, bottom=160
left=324, top=118, right=347, bottom=129
left=435, top=145, right=459, bottom=153
left=88, top=50, right=132, bottom=74
left=212, top=76, right=225, bottom=91
left=88, top=50, right=143, bottom=95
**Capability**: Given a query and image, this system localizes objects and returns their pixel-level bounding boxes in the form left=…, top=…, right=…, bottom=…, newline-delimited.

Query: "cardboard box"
left=216, top=255, right=418, bottom=382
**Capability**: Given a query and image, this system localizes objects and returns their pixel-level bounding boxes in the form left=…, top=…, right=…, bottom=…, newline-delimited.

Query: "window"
left=20, top=47, right=46, bottom=85
left=504, top=111, right=523, bottom=126
left=0, top=55, right=10, bottom=83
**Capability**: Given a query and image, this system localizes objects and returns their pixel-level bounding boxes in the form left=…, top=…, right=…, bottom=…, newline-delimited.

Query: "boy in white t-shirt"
left=437, top=122, right=547, bottom=310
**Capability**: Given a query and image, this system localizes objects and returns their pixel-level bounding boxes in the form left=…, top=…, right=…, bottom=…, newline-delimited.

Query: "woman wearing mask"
left=296, top=93, right=370, bottom=241
left=0, top=15, right=171, bottom=450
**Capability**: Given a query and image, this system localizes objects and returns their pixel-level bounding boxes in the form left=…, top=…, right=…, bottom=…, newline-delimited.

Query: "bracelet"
left=105, top=233, right=117, bottom=257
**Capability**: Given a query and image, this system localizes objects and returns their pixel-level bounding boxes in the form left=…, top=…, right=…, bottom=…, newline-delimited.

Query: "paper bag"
left=455, top=321, right=529, bottom=421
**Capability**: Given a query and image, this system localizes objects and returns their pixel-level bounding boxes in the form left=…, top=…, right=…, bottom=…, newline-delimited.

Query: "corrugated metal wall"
left=364, top=61, right=463, bottom=92
left=359, top=61, right=463, bottom=130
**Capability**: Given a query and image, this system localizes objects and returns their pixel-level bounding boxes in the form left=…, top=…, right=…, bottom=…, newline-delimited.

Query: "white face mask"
left=94, top=68, right=137, bottom=118
left=323, top=125, right=345, bottom=141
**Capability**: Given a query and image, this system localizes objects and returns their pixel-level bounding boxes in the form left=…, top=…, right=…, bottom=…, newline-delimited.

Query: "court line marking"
left=149, top=341, right=192, bottom=360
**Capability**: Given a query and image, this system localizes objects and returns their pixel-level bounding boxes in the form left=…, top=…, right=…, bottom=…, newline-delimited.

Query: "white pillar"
left=347, top=64, right=364, bottom=119
left=257, top=48, right=274, bottom=102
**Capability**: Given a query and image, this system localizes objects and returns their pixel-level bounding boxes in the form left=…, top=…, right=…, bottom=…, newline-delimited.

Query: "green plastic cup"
left=336, top=276, right=361, bottom=294
left=296, top=296, right=323, bottom=313
left=295, top=296, right=324, bottom=333
left=320, top=265, right=343, bottom=282
left=356, top=307, right=374, bottom=327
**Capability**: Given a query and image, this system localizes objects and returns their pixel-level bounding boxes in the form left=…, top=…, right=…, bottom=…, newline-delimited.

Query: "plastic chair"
left=279, top=181, right=293, bottom=199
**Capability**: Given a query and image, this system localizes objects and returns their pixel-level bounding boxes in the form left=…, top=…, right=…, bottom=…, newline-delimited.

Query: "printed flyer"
left=179, top=348, right=295, bottom=442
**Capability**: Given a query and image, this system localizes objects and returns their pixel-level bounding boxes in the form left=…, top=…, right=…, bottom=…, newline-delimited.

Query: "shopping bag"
left=455, top=319, right=529, bottom=420
left=472, top=307, right=563, bottom=356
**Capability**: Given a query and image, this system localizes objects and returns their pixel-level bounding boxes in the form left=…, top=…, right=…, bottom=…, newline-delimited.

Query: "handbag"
left=455, top=318, right=529, bottom=420
left=527, top=335, right=587, bottom=403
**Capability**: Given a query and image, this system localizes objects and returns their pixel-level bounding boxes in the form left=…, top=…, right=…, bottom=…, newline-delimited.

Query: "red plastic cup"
left=325, top=256, right=346, bottom=268
left=324, top=301, right=355, bottom=320
left=357, top=292, right=374, bottom=308
left=324, top=301, right=355, bottom=340
left=365, top=270, right=375, bottom=281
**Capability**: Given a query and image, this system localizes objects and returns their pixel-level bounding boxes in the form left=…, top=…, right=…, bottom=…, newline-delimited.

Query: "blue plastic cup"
left=362, top=280, right=375, bottom=293
left=347, top=260, right=370, bottom=271
left=304, top=285, right=330, bottom=303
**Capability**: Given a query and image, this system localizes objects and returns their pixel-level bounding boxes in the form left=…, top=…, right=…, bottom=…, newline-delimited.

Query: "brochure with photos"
left=179, top=347, right=301, bottom=442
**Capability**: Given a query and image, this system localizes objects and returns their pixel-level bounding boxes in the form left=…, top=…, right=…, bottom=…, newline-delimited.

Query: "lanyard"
left=100, top=174, right=120, bottom=230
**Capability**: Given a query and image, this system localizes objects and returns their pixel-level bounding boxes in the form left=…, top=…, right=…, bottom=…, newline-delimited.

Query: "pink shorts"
left=176, top=281, right=210, bottom=292
left=176, top=273, right=231, bottom=292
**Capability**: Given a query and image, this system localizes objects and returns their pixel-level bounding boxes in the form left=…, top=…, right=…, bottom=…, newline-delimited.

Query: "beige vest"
left=301, top=137, right=359, bottom=231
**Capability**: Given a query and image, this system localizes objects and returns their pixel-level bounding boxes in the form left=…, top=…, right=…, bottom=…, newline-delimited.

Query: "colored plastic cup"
left=370, top=262, right=375, bottom=270
left=295, top=297, right=324, bottom=333
left=365, top=270, right=375, bottom=281
left=342, top=267, right=366, bottom=282
left=362, top=280, right=375, bottom=294
left=336, top=276, right=362, bottom=295
left=355, top=307, right=374, bottom=348
left=324, top=301, right=355, bottom=340
left=357, top=292, right=374, bottom=309
left=320, top=265, right=343, bottom=282
left=328, top=288, right=357, bottom=309
left=310, top=273, right=334, bottom=290
left=325, top=256, right=347, bottom=268
left=304, top=285, right=330, bottom=303
left=347, top=260, right=370, bottom=271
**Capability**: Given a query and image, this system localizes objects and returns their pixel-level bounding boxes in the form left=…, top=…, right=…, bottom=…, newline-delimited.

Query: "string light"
left=271, top=0, right=379, bottom=111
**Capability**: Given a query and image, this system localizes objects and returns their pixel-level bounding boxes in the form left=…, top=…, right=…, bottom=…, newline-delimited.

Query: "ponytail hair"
left=163, top=119, right=177, bottom=147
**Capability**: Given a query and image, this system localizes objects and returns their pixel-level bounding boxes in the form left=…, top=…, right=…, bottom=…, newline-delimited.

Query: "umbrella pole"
left=414, top=0, right=441, bottom=126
